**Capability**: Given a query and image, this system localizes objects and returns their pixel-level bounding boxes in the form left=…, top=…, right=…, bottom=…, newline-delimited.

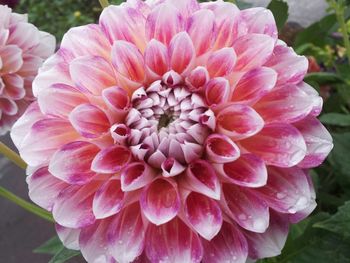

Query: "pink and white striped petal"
left=140, top=178, right=180, bottom=225
left=240, top=123, right=307, bottom=167
left=1, top=74, right=25, bottom=100
left=185, top=66, right=209, bottom=92
left=232, top=67, right=277, bottom=105
left=0, top=45, right=23, bottom=73
left=206, top=48, right=236, bottom=77
left=169, top=32, right=195, bottom=74
left=144, top=39, right=169, bottom=78
left=161, top=157, right=186, bottom=177
left=216, top=104, right=264, bottom=141
left=56, top=224, right=81, bottom=250
left=145, top=217, right=203, bottom=263
left=184, top=192, right=222, bottom=240
left=202, top=222, right=248, bottom=263
left=107, top=203, right=145, bottom=263
left=205, top=134, right=240, bottom=163
left=298, top=82, right=323, bottom=117
left=7, top=22, right=39, bottom=51
left=294, top=116, right=333, bottom=168
left=121, top=162, right=155, bottom=192
left=214, top=153, right=267, bottom=188
left=49, top=141, right=100, bottom=185
left=93, top=178, right=124, bottom=219
left=205, top=77, right=230, bottom=107
left=91, top=145, right=131, bottom=174
left=222, top=184, right=269, bottom=233
left=166, top=0, right=200, bottom=18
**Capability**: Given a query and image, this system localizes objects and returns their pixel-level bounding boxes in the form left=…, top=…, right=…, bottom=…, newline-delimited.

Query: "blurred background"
left=1, top=0, right=350, bottom=262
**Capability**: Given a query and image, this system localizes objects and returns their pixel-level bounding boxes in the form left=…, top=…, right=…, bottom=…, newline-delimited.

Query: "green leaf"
left=48, top=247, right=81, bottom=263
left=329, top=133, right=350, bottom=178
left=267, top=0, right=289, bottom=32
left=34, top=236, right=63, bottom=255
left=320, top=113, right=350, bottom=126
left=236, top=0, right=252, bottom=9
left=304, top=72, right=345, bottom=85
left=314, top=201, right=350, bottom=238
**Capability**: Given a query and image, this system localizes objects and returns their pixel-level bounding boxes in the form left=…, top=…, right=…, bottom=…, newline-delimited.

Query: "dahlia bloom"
left=11, top=0, right=333, bottom=262
left=0, top=5, right=55, bottom=135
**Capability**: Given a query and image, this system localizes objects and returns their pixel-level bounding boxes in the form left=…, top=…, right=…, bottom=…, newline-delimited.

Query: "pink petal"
left=205, top=133, right=240, bottom=163
left=18, top=54, right=43, bottom=77
left=121, top=161, right=155, bottom=192
left=38, top=84, right=88, bottom=117
left=232, top=67, right=277, bottom=105
left=185, top=66, right=209, bottom=92
left=222, top=183, right=269, bottom=233
left=102, top=86, right=130, bottom=116
left=167, top=0, right=199, bottom=18
left=26, top=166, right=68, bottom=211
left=100, top=5, right=147, bottom=51
left=93, top=178, right=124, bottom=219
left=145, top=217, right=203, bottom=263
left=69, top=103, right=110, bottom=138
left=56, top=224, right=80, bottom=250
left=0, top=97, right=17, bottom=115
left=206, top=48, right=236, bottom=77
left=110, top=124, right=130, bottom=144
left=294, top=116, right=333, bottom=168
left=140, top=178, right=180, bottom=225
left=202, top=222, right=248, bottom=263
left=20, top=118, right=80, bottom=167
left=240, top=123, right=307, bottom=167
left=257, top=167, right=313, bottom=214
left=52, top=182, right=99, bottom=228
left=254, top=84, right=315, bottom=123
left=185, top=192, right=222, bottom=240
left=265, top=43, right=308, bottom=85
left=0, top=45, right=23, bottom=73
left=187, top=9, right=215, bottom=55
left=91, top=145, right=131, bottom=174
left=169, top=32, right=195, bottom=74
left=112, top=40, right=145, bottom=86
left=205, top=77, right=230, bottom=107
left=144, top=39, right=169, bottom=78
left=108, top=203, right=145, bottom=263
left=29, top=31, right=56, bottom=59
left=69, top=55, right=116, bottom=95
left=244, top=211, right=289, bottom=259
left=216, top=104, right=264, bottom=141
left=145, top=3, right=184, bottom=45
left=183, top=160, right=221, bottom=200
left=298, top=82, right=323, bottom=116
left=49, top=141, right=100, bottom=185
left=61, top=24, right=111, bottom=59
left=8, top=22, right=39, bottom=51
left=161, top=157, right=186, bottom=177
left=1, top=74, right=25, bottom=100
left=214, top=153, right=268, bottom=188
left=233, top=33, right=275, bottom=71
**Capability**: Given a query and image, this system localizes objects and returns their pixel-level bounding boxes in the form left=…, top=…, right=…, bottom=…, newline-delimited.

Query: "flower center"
left=125, top=81, right=215, bottom=169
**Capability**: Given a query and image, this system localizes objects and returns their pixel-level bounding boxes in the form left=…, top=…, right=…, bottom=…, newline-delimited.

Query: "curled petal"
left=233, top=33, right=275, bottom=71
left=0, top=45, right=23, bottom=73
left=108, top=203, right=145, bottom=263
left=27, top=166, right=68, bottom=211
left=240, top=123, right=307, bottom=167
left=144, top=39, right=169, bottom=77
left=187, top=9, right=215, bottom=55
left=205, top=77, right=230, bottom=106
left=294, top=116, right=333, bottom=168
left=184, top=160, right=221, bottom=200
left=49, top=141, right=100, bottom=185
left=2, top=74, right=25, bottom=100
left=69, top=104, right=110, bottom=138
left=145, top=3, right=184, bottom=45
left=162, top=70, right=182, bottom=86
left=216, top=104, right=264, bottom=141
left=169, top=32, right=195, bottom=74
left=93, top=178, right=124, bottom=219
left=112, top=40, right=145, bottom=85
left=161, top=157, right=186, bottom=177
left=206, top=47, right=236, bottom=77
left=232, top=67, right=277, bottom=105
left=91, top=145, right=131, bottom=174
left=56, top=224, right=80, bottom=250
left=185, top=192, right=222, bottom=240
left=298, top=82, right=323, bottom=116
left=222, top=184, right=269, bottom=233
left=202, top=222, right=248, bottom=263
left=214, top=153, right=267, bottom=188
left=102, top=86, right=130, bottom=114
left=140, top=178, right=180, bottom=225
left=146, top=217, right=203, bottom=263
left=185, top=66, right=209, bottom=92
left=205, top=134, right=240, bottom=163
left=110, top=124, right=130, bottom=144
left=121, top=162, right=155, bottom=192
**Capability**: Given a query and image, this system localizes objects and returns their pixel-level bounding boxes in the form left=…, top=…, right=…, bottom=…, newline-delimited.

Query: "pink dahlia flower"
left=11, top=0, right=333, bottom=262
left=0, top=5, right=55, bottom=135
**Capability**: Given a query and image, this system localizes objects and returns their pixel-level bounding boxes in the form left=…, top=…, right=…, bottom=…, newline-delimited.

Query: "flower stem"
left=0, top=141, right=27, bottom=170
left=0, top=186, right=54, bottom=222
left=99, top=0, right=109, bottom=8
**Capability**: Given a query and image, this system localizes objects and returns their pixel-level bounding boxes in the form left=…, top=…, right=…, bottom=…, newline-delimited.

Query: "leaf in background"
left=314, top=201, right=350, bottom=238
left=304, top=72, right=345, bottom=85
left=34, top=236, right=63, bottom=255
left=48, top=247, right=81, bottom=263
left=320, top=113, right=350, bottom=126
left=328, top=133, right=350, bottom=181
left=267, top=0, right=289, bottom=32
left=236, top=0, right=252, bottom=9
